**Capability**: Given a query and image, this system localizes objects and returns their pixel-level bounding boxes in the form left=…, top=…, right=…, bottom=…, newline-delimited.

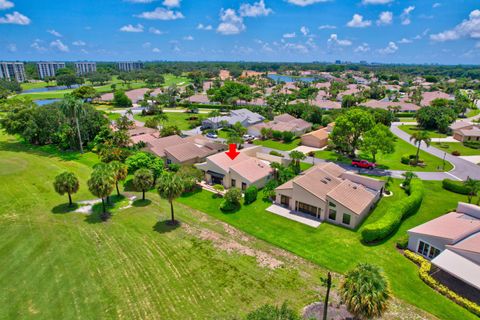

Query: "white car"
left=206, top=132, right=218, bottom=139
left=243, top=134, right=254, bottom=141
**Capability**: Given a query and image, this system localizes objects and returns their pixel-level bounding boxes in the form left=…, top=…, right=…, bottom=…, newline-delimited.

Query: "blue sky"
left=0, top=0, right=479, bottom=64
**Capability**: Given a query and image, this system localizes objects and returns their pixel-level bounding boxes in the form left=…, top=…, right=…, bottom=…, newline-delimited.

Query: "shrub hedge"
left=361, top=179, right=424, bottom=243
left=396, top=234, right=409, bottom=249
left=442, top=179, right=470, bottom=195
left=244, top=185, right=258, bottom=205
left=404, top=250, right=480, bottom=317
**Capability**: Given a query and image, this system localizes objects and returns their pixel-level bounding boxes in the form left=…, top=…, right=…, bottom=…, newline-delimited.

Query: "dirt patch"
left=184, top=223, right=283, bottom=269
left=303, top=302, right=353, bottom=320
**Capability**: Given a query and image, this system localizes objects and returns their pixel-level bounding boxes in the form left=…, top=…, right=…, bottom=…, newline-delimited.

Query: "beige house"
left=248, top=114, right=312, bottom=137
left=301, top=123, right=334, bottom=148
left=274, top=163, right=384, bottom=229
left=449, top=121, right=480, bottom=142
left=196, top=146, right=274, bottom=190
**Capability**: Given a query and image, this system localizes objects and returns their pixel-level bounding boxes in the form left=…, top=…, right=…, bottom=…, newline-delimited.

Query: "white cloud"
left=379, top=41, right=398, bottom=54
left=430, top=10, right=480, bottom=42
left=163, top=0, right=180, bottom=7
left=300, top=26, right=309, bottom=36
left=197, top=23, right=212, bottom=30
left=119, top=24, right=144, bottom=32
left=6, top=43, right=16, bottom=52
left=239, top=0, right=272, bottom=17
left=47, top=29, right=62, bottom=37
left=149, top=27, right=164, bottom=35
left=0, top=11, right=30, bottom=25
left=347, top=14, right=371, bottom=28
left=327, top=33, right=352, bottom=46
left=152, top=47, right=161, bottom=53
left=283, top=42, right=309, bottom=53
left=50, top=39, right=69, bottom=52
left=362, top=0, right=392, bottom=4
left=216, top=8, right=245, bottom=35
left=0, top=0, right=14, bottom=10
left=72, top=40, right=86, bottom=46
left=136, top=7, right=184, bottom=20
left=283, top=32, right=296, bottom=38
left=377, top=11, right=392, bottom=26
left=397, top=38, right=412, bottom=44
left=400, top=6, right=415, bottom=25
left=286, top=0, right=329, bottom=6
left=80, top=49, right=88, bottom=54
left=31, top=39, right=47, bottom=52
left=354, top=43, right=370, bottom=52
left=318, top=24, right=336, bottom=30
left=183, top=35, right=194, bottom=40
left=432, top=2, right=441, bottom=8
left=142, top=42, right=151, bottom=48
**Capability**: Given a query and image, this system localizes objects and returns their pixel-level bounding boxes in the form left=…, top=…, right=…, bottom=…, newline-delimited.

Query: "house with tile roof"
left=248, top=113, right=312, bottom=137
left=407, top=202, right=480, bottom=292
left=201, top=108, right=265, bottom=130
left=196, top=146, right=274, bottom=190
left=449, top=121, right=480, bottom=142
left=274, top=163, right=385, bottom=229
left=301, top=123, right=334, bottom=148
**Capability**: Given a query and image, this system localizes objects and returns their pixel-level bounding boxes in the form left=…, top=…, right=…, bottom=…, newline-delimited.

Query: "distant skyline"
left=0, top=0, right=479, bottom=64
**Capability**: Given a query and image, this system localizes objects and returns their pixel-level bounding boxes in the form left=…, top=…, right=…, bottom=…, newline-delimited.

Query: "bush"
left=144, top=118, right=159, bottom=129
left=244, top=185, right=258, bottom=204
left=401, top=154, right=410, bottom=164
left=269, top=150, right=283, bottom=157
left=442, top=179, right=470, bottom=195
left=361, top=179, right=424, bottom=243
left=404, top=250, right=480, bottom=317
left=396, top=234, right=409, bottom=249
left=272, top=130, right=283, bottom=141
left=220, top=188, right=242, bottom=212
left=464, top=141, right=480, bottom=149
left=220, top=199, right=239, bottom=212
left=451, top=150, right=461, bottom=156
left=282, top=131, right=295, bottom=143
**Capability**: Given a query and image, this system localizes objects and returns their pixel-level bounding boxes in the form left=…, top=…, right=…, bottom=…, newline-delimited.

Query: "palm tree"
left=157, top=172, right=185, bottom=225
left=340, top=263, right=390, bottom=320
left=463, top=177, right=480, bottom=203
left=109, top=161, right=128, bottom=196
left=133, top=168, right=154, bottom=200
left=61, top=94, right=85, bottom=153
left=270, top=162, right=283, bottom=180
left=87, top=169, right=115, bottom=219
left=409, top=131, right=431, bottom=165
left=53, top=172, right=80, bottom=206
left=320, top=272, right=333, bottom=320
left=289, top=150, right=306, bottom=174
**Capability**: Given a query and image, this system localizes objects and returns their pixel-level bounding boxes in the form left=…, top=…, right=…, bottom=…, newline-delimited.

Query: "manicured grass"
left=163, top=74, right=191, bottom=87
left=178, top=182, right=477, bottom=320
left=433, top=142, right=480, bottom=156
left=20, top=81, right=57, bottom=90
left=397, top=118, right=417, bottom=123
left=466, top=109, right=480, bottom=118
left=398, top=125, right=448, bottom=138
left=253, top=138, right=301, bottom=151
left=315, top=139, right=454, bottom=172
left=106, top=112, right=121, bottom=121
left=0, top=131, right=335, bottom=319
left=133, top=112, right=203, bottom=130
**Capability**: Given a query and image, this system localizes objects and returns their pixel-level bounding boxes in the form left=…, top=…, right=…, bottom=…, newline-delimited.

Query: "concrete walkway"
left=266, top=204, right=321, bottom=228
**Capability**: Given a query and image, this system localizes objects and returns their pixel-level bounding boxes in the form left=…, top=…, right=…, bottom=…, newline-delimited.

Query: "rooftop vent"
left=321, top=180, right=327, bottom=184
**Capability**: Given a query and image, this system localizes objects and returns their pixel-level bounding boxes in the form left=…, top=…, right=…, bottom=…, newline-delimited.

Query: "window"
left=329, top=202, right=336, bottom=208
left=280, top=195, right=290, bottom=207
left=297, top=202, right=318, bottom=217
left=328, top=210, right=336, bottom=220
left=342, top=213, right=351, bottom=225
left=231, top=179, right=236, bottom=187
left=241, top=182, right=247, bottom=191
left=417, top=241, right=441, bottom=259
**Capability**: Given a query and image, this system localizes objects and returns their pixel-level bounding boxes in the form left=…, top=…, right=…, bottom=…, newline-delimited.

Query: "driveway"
left=391, top=123, right=480, bottom=180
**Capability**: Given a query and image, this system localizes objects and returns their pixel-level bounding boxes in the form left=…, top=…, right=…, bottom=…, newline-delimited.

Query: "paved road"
left=391, top=122, right=480, bottom=180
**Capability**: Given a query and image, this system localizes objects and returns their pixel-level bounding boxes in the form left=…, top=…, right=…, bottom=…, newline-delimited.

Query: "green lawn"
left=0, top=131, right=339, bottom=319
left=433, top=142, right=480, bottom=156
left=20, top=81, right=57, bottom=91
left=397, top=118, right=417, bottom=123
left=398, top=125, right=448, bottom=138
left=466, top=109, right=480, bottom=118
left=253, top=138, right=301, bottom=151
left=163, top=74, right=191, bottom=87
left=133, top=112, right=203, bottom=130
left=315, top=139, right=453, bottom=172
left=178, top=182, right=477, bottom=320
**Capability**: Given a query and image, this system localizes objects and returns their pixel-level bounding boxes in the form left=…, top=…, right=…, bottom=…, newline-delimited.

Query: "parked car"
left=351, top=159, right=376, bottom=169
left=206, top=132, right=218, bottom=139
left=243, top=134, right=255, bottom=142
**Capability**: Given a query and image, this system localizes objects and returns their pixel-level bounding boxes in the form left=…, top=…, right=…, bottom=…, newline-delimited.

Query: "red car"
left=351, top=159, right=376, bottom=169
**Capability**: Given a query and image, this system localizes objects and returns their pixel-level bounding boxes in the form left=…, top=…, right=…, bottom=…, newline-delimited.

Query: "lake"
left=267, top=74, right=316, bottom=83
left=23, top=84, right=81, bottom=93
left=34, top=99, right=61, bottom=106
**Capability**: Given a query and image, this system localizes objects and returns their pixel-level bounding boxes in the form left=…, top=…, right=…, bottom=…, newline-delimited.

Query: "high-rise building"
left=117, top=61, right=143, bottom=72
left=36, top=62, right=66, bottom=79
left=0, top=62, right=26, bottom=82
left=74, top=62, right=96, bottom=75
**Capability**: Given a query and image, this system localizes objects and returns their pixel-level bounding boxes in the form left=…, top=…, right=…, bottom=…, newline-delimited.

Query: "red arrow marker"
left=225, top=143, right=240, bottom=160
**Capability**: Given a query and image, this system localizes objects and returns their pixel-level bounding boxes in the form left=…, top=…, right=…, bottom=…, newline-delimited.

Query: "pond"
left=267, top=74, right=316, bottom=83
left=22, top=84, right=81, bottom=93
left=34, top=99, right=61, bottom=106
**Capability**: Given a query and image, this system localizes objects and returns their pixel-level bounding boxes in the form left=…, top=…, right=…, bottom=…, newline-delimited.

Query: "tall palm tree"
left=133, top=168, right=154, bottom=201
left=157, top=172, right=184, bottom=225
left=409, top=131, right=431, bottom=165
left=109, top=161, right=128, bottom=196
left=289, top=150, right=306, bottom=174
left=340, top=263, right=390, bottom=320
left=53, top=171, right=80, bottom=206
left=61, top=94, right=85, bottom=153
left=463, top=177, right=480, bottom=204
left=87, top=169, right=115, bottom=219
left=321, top=272, right=333, bottom=320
